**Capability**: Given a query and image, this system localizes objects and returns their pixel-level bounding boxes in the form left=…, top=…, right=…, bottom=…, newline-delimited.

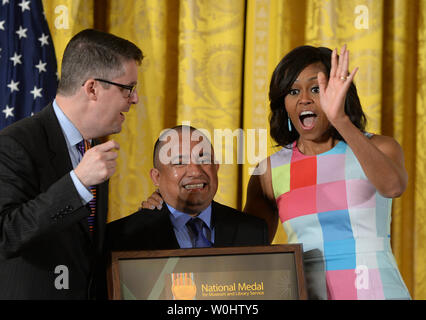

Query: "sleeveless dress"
left=270, top=138, right=411, bottom=300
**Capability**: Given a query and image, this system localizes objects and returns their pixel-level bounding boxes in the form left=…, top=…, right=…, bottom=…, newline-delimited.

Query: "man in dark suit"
left=0, top=29, right=143, bottom=299
left=107, top=125, right=268, bottom=250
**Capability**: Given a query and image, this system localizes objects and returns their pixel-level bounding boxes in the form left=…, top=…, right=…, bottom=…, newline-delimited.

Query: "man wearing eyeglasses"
left=0, top=29, right=143, bottom=299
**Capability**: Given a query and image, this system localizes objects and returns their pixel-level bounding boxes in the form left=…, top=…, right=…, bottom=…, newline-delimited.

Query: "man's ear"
left=150, top=168, right=160, bottom=187
left=82, top=79, right=97, bottom=101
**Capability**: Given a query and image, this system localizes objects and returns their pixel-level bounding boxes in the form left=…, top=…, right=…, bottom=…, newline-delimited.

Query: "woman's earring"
left=288, top=117, right=292, bottom=132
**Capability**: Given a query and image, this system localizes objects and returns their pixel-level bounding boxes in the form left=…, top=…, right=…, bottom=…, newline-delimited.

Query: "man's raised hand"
left=74, top=140, right=120, bottom=187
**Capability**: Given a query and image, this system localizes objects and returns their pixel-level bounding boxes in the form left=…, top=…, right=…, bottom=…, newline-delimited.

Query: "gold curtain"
left=107, top=0, right=180, bottom=223
left=43, top=0, right=425, bottom=299
left=43, top=0, right=94, bottom=74
left=175, top=1, right=246, bottom=209
left=106, top=0, right=245, bottom=219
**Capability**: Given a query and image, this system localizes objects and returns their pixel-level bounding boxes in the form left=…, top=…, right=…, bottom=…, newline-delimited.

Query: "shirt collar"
left=167, top=203, right=212, bottom=231
left=52, top=99, right=83, bottom=147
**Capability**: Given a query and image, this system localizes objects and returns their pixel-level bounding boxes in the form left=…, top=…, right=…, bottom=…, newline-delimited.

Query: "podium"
left=108, top=244, right=307, bottom=300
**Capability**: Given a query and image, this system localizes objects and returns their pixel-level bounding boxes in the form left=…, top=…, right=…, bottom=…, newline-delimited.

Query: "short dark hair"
left=57, top=29, right=143, bottom=96
left=269, top=45, right=366, bottom=147
left=153, top=125, right=213, bottom=168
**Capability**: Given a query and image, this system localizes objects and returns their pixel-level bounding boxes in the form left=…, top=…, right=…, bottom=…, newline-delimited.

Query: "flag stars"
left=30, top=86, right=43, bottom=99
left=2, top=105, right=14, bottom=119
left=16, top=25, right=28, bottom=39
left=7, top=79, right=20, bottom=93
left=10, top=52, right=22, bottom=66
left=38, top=33, right=49, bottom=46
left=35, top=60, right=47, bottom=73
left=1, top=0, right=57, bottom=129
left=18, top=0, right=30, bottom=12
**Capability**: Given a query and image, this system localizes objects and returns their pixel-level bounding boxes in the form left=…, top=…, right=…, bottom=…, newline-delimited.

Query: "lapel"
left=108, top=206, right=180, bottom=251
left=39, top=104, right=100, bottom=244
left=154, top=205, right=180, bottom=249
left=94, top=179, right=108, bottom=249
left=211, top=201, right=237, bottom=247
left=39, top=104, right=73, bottom=179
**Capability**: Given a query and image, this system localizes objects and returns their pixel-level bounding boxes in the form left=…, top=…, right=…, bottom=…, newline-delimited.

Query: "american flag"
left=0, top=0, right=57, bottom=130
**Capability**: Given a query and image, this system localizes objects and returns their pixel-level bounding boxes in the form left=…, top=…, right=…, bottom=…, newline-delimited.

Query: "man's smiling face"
left=150, top=129, right=219, bottom=215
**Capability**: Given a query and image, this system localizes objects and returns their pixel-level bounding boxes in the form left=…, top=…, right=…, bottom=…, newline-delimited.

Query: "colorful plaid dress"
left=270, top=139, right=410, bottom=300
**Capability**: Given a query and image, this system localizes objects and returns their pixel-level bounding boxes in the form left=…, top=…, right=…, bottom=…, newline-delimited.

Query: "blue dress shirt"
left=167, top=203, right=215, bottom=248
left=52, top=100, right=92, bottom=204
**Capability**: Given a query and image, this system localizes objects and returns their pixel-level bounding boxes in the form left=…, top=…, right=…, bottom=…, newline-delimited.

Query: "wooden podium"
left=108, top=244, right=307, bottom=300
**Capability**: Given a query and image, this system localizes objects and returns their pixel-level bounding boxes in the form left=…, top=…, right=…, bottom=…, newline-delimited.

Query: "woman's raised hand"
left=317, top=45, right=358, bottom=125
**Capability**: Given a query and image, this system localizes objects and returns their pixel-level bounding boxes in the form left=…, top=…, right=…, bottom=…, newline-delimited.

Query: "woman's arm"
left=244, top=158, right=278, bottom=243
left=334, top=121, right=407, bottom=197
left=318, top=46, right=407, bottom=198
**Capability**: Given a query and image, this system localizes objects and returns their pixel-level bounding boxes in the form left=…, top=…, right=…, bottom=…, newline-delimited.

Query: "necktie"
left=76, top=140, right=96, bottom=233
left=186, top=217, right=212, bottom=248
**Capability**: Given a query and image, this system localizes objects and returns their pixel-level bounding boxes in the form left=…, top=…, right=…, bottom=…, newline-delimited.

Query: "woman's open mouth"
left=299, top=110, right=317, bottom=130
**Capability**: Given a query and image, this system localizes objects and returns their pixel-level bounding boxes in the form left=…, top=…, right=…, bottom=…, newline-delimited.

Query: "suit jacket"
left=107, top=201, right=269, bottom=251
left=0, top=104, right=108, bottom=299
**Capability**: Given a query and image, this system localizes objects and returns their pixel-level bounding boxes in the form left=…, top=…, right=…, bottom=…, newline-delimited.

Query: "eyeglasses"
left=83, top=78, right=136, bottom=98
left=95, top=78, right=136, bottom=98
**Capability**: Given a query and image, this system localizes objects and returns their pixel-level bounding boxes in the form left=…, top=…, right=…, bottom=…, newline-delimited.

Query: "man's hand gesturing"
left=74, top=140, right=120, bottom=187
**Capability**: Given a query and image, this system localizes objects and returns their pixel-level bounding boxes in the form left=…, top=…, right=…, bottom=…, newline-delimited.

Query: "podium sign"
left=108, top=244, right=307, bottom=300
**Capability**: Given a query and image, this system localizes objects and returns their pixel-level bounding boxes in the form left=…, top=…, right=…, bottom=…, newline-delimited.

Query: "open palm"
left=318, top=45, right=358, bottom=125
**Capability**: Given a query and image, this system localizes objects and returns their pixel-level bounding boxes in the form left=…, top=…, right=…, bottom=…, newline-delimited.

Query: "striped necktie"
left=76, top=140, right=96, bottom=233
left=186, top=217, right=212, bottom=248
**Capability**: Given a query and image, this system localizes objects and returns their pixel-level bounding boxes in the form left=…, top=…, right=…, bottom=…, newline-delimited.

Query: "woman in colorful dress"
left=244, top=45, right=410, bottom=300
